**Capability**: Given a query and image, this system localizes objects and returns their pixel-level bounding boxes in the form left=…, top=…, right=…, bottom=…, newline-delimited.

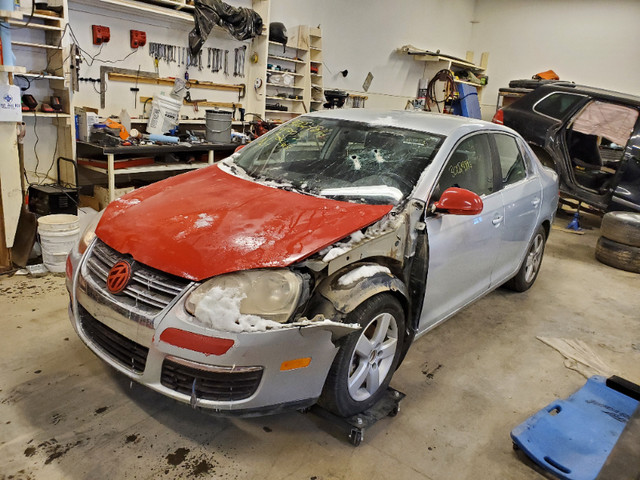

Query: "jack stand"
left=304, top=387, right=405, bottom=446
left=566, top=202, right=582, bottom=231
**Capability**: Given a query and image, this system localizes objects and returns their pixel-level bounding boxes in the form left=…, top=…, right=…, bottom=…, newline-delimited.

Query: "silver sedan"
left=66, top=110, right=558, bottom=418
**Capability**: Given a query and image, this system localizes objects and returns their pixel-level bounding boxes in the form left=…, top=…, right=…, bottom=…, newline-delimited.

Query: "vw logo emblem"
left=107, top=260, right=132, bottom=294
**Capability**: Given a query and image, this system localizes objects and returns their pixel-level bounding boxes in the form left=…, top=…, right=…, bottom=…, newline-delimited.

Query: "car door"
left=490, top=133, right=542, bottom=284
left=419, top=133, right=505, bottom=333
left=611, top=121, right=640, bottom=211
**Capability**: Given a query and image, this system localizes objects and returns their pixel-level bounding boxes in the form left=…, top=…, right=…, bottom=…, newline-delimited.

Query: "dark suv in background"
left=493, top=83, right=640, bottom=212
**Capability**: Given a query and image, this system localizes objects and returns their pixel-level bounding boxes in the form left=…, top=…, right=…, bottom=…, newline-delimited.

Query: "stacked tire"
left=596, top=212, right=640, bottom=273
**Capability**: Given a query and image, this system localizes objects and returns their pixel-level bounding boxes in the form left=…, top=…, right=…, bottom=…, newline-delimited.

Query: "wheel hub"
left=347, top=311, right=399, bottom=402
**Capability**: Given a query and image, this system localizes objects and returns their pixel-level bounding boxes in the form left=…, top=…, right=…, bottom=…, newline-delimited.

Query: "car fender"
left=317, top=265, right=409, bottom=315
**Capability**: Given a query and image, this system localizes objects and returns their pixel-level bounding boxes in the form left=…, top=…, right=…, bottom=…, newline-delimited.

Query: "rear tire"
left=595, top=236, right=640, bottom=273
left=320, top=294, right=405, bottom=417
left=505, top=226, right=547, bottom=292
left=600, top=212, right=640, bottom=247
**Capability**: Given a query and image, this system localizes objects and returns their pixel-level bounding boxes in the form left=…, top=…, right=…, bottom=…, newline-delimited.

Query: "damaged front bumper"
left=66, top=243, right=353, bottom=416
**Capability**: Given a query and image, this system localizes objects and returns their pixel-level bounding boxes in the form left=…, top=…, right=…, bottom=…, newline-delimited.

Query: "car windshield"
left=226, top=116, right=444, bottom=205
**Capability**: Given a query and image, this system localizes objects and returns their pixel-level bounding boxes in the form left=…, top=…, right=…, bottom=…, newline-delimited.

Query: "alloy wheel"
left=524, top=233, right=544, bottom=283
left=347, top=312, right=399, bottom=402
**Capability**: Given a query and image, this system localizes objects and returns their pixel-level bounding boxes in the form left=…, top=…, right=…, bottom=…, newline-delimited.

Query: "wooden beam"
left=139, top=97, right=242, bottom=109
left=108, top=73, right=245, bottom=96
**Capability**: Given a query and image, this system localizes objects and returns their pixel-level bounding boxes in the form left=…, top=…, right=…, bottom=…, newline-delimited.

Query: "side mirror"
left=433, top=187, right=483, bottom=215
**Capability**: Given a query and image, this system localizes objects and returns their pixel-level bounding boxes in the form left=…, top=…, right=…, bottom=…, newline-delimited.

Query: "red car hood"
left=96, top=165, right=392, bottom=280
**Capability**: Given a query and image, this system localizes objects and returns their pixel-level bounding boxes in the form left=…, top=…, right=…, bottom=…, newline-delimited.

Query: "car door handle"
left=492, top=215, right=503, bottom=226
left=532, top=197, right=541, bottom=207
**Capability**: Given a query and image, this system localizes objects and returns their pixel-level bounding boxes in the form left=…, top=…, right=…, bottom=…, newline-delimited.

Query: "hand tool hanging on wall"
left=148, top=42, right=185, bottom=66
left=233, top=46, right=246, bottom=77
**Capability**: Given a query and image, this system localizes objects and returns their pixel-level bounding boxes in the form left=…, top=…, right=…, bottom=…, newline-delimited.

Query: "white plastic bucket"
left=38, top=214, right=80, bottom=273
left=205, top=109, right=232, bottom=143
left=147, top=95, right=182, bottom=135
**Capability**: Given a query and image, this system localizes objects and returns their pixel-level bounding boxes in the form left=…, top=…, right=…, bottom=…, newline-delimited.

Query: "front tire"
left=505, top=226, right=547, bottom=292
left=320, top=294, right=405, bottom=417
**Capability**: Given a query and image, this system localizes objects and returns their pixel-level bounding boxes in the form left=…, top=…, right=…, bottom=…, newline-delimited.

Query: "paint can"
left=146, top=95, right=182, bottom=135
left=37, top=214, right=80, bottom=273
left=205, top=109, right=232, bottom=144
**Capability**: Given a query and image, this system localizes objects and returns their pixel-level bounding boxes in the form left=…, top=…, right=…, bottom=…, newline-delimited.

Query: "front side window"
left=494, top=133, right=527, bottom=186
left=534, top=92, right=584, bottom=120
left=229, top=117, right=444, bottom=205
left=434, top=134, right=494, bottom=197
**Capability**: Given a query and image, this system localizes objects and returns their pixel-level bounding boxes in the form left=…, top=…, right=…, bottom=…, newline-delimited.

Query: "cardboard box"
left=94, top=185, right=135, bottom=210
left=79, top=194, right=101, bottom=212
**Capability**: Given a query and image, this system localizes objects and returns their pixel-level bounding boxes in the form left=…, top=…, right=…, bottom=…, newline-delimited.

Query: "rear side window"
left=494, top=134, right=527, bottom=186
left=534, top=92, right=584, bottom=119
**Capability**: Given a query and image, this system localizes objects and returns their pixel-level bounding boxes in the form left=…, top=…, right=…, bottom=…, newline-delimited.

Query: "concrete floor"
left=1, top=212, right=639, bottom=480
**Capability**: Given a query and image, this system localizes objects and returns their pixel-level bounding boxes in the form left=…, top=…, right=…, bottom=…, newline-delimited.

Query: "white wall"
left=22, top=0, right=640, bottom=182
left=271, top=0, right=477, bottom=107
left=472, top=0, right=640, bottom=114
left=69, top=1, right=252, bottom=118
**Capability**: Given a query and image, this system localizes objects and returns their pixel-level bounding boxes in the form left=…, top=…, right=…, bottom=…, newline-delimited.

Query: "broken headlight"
left=185, top=269, right=303, bottom=323
left=78, top=211, right=104, bottom=254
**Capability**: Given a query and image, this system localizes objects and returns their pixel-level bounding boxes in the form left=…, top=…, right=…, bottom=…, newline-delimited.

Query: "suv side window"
left=494, top=133, right=527, bottom=186
left=434, top=134, right=494, bottom=197
left=534, top=92, right=584, bottom=119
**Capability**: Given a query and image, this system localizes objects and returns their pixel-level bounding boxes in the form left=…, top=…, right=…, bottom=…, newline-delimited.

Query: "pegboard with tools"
left=148, top=43, right=205, bottom=70
left=148, top=43, right=247, bottom=77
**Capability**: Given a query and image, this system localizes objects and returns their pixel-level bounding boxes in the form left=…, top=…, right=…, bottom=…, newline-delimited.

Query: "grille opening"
left=79, top=305, right=149, bottom=374
left=161, top=359, right=263, bottom=402
left=84, top=239, right=191, bottom=316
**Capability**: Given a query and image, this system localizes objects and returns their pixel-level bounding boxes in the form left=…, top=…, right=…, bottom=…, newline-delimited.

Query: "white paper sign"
left=0, top=85, right=22, bottom=122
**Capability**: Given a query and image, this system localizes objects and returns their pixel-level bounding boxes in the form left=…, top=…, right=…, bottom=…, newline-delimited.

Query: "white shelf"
left=266, top=83, right=304, bottom=90
left=96, top=0, right=192, bottom=21
left=455, top=79, right=484, bottom=88
left=9, top=19, right=63, bottom=30
left=268, top=54, right=305, bottom=65
left=130, top=118, right=243, bottom=126
left=20, top=72, right=65, bottom=81
left=267, top=69, right=303, bottom=77
left=12, top=41, right=63, bottom=51
left=21, top=111, right=71, bottom=118
left=21, top=11, right=63, bottom=21
left=269, top=40, right=307, bottom=51
left=0, top=65, right=27, bottom=73
left=0, top=9, right=23, bottom=20
left=266, top=96, right=304, bottom=103
left=81, top=162, right=210, bottom=175
left=265, top=110, right=299, bottom=115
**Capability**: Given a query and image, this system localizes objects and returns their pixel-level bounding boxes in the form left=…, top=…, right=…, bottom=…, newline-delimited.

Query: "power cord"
left=426, top=69, right=455, bottom=113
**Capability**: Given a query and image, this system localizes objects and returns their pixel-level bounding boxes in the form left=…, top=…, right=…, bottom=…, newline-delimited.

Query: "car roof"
left=306, top=109, right=513, bottom=137
left=535, top=83, right=640, bottom=107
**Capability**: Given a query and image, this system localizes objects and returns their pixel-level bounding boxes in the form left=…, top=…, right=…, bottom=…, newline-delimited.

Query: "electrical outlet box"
left=130, top=30, right=146, bottom=49
left=92, top=25, right=110, bottom=45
